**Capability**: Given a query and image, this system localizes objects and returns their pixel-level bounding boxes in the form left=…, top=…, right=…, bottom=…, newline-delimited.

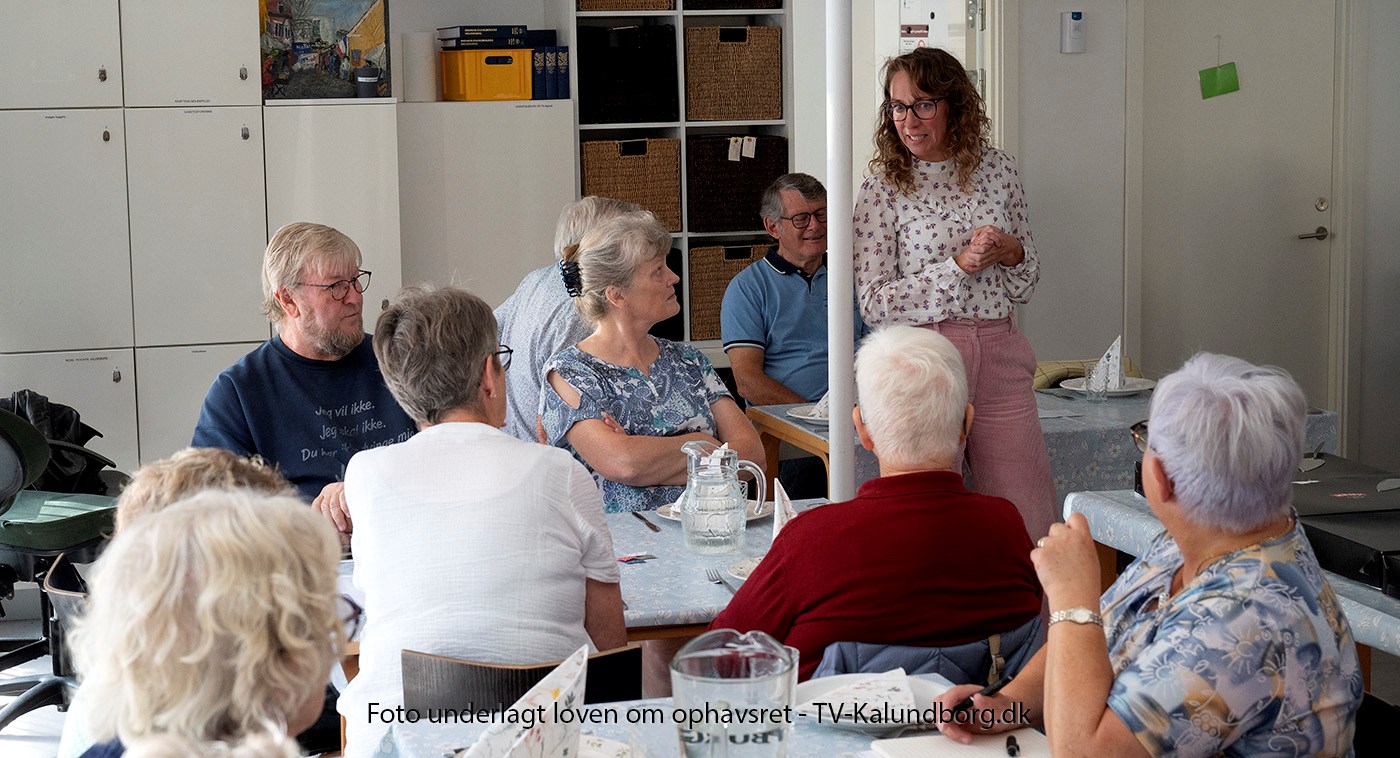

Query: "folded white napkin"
left=811, top=391, right=830, bottom=419
left=462, top=645, right=589, bottom=758
left=1089, top=335, right=1125, bottom=391
left=796, top=668, right=916, bottom=721
left=772, top=480, right=797, bottom=541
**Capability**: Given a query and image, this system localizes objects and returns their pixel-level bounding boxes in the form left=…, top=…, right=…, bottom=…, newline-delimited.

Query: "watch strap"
left=1048, top=607, right=1104, bottom=627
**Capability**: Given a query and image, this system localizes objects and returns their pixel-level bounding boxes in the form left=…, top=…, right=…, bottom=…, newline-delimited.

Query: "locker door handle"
left=1297, top=226, right=1329, bottom=241
left=112, top=370, right=121, bottom=383
left=103, top=130, right=110, bottom=142
left=239, top=66, right=248, bottom=81
left=98, top=67, right=107, bottom=82
left=241, top=127, right=250, bottom=140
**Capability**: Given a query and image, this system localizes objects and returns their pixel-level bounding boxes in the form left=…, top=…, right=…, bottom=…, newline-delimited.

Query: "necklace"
left=1155, top=517, right=1297, bottom=617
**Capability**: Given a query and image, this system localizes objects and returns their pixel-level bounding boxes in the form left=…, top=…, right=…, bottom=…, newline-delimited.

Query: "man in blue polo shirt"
left=721, top=173, right=850, bottom=405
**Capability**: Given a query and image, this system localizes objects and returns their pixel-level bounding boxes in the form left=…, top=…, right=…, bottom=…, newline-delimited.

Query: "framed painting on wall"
left=261, top=0, right=390, bottom=99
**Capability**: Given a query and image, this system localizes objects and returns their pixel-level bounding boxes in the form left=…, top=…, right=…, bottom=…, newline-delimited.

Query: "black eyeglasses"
left=295, top=270, right=371, bottom=301
left=1130, top=420, right=1150, bottom=454
left=337, top=593, right=364, bottom=642
left=886, top=98, right=945, bottom=121
left=779, top=207, right=828, bottom=229
left=492, top=344, right=513, bottom=371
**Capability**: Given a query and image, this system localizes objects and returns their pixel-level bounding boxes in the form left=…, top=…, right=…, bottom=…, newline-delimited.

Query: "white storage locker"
left=119, top=0, right=260, bottom=107
left=135, top=342, right=261, bottom=464
left=3, top=0, right=124, bottom=109
left=0, top=348, right=139, bottom=473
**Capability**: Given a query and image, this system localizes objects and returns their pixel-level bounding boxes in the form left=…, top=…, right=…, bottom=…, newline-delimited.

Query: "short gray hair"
left=374, top=284, right=497, bottom=425
left=553, top=196, right=642, bottom=260
left=1148, top=352, right=1306, bottom=532
left=261, top=222, right=362, bottom=324
left=561, top=211, right=671, bottom=326
left=855, top=326, right=968, bottom=467
left=760, top=173, right=827, bottom=223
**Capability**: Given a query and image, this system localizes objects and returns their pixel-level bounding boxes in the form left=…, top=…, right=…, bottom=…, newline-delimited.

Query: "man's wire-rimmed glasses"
left=295, top=270, right=372, bottom=301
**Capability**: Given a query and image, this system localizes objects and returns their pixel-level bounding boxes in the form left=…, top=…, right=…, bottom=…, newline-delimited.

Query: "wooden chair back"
left=401, top=644, right=642, bottom=713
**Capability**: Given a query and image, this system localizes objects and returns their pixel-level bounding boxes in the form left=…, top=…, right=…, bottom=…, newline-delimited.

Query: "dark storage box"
left=687, top=244, right=766, bottom=340
left=685, top=0, right=782, bottom=8
left=581, top=138, right=683, bottom=232
left=579, top=0, right=674, bottom=9
left=578, top=24, right=679, bottom=124
left=686, top=135, right=788, bottom=232
left=685, top=26, right=782, bottom=121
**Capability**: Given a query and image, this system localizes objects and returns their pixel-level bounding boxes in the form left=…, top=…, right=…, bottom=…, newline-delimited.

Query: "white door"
left=135, top=343, right=260, bottom=464
left=0, top=109, right=132, bottom=353
left=4, top=0, right=123, bottom=109
left=126, top=107, right=268, bottom=347
left=1140, top=0, right=1335, bottom=405
left=0, top=349, right=139, bottom=473
left=265, top=102, right=403, bottom=307
left=119, top=0, right=261, bottom=107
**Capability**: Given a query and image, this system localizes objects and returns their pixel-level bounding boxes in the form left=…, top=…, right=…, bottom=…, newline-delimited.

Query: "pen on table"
left=1005, top=734, right=1019, bottom=756
left=949, top=673, right=1013, bottom=716
left=632, top=511, right=660, bottom=532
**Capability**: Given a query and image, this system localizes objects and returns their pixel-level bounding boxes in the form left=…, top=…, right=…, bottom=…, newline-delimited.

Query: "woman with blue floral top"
left=853, top=47, right=1054, bottom=541
left=543, top=211, right=765, bottom=513
left=936, top=353, right=1362, bottom=757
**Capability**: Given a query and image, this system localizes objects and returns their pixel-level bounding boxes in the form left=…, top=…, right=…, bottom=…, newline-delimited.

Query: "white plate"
left=794, top=674, right=951, bottom=736
left=655, top=500, right=775, bottom=522
left=728, top=556, right=762, bottom=580
left=579, top=735, right=631, bottom=757
left=786, top=404, right=830, bottom=424
left=1059, top=376, right=1157, bottom=396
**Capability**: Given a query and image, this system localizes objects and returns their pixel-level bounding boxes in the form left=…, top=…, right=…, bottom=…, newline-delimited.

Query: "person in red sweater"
left=710, top=325, right=1042, bottom=681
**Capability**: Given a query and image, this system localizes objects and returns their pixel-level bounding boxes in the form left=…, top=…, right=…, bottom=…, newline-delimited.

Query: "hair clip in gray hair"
left=559, top=260, right=583, bottom=297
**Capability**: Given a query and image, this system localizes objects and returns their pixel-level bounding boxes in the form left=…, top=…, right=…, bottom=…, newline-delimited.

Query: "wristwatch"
left=1049, top=607, right=1103, bottom=627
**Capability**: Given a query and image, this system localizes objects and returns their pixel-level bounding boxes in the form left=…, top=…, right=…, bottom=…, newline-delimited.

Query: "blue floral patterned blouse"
left=542, top=338, right=732, bottom=513
left=1100, top=515, right=1362, bottom=757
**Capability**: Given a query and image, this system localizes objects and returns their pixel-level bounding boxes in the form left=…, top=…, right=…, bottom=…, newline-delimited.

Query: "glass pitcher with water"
left=679, top=441, right=766, bottom=555
left=671, top=629, right=795, bottom=757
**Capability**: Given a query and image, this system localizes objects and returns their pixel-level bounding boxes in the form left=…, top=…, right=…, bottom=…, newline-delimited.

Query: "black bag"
left=0, top=390, right=116, bottom=495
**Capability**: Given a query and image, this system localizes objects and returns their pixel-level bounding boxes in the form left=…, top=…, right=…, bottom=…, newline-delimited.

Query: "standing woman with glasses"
left=338, top=284, right=626, bottom=758
left=852, top=47, right=1055, bottom=541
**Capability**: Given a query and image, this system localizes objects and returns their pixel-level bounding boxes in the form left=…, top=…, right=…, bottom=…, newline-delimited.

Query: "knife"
left=632, top=511, right=660, bottom=532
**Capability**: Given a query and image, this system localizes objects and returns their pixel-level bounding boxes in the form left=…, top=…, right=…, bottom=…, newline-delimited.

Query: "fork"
left=706, top=567, right=738, bottom=595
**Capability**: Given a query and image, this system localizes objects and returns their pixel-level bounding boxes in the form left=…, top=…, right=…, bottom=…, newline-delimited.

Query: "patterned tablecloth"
left=759, top=393, right=1339, bottom=509
left=1065, top=489, right=1400, bottom=657
left=612, top=500, right=823, bottom=631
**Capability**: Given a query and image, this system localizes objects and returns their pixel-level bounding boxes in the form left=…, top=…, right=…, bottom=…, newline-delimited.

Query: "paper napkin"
left=772, top=479, right=797, bottom=541
left=462, top=645, right=589, bottom=758
left=1089, top=336, right=1125, bottom=391
left=796, top=668, right=916, bottom=721
left=811, top=391, right=831, bottom=419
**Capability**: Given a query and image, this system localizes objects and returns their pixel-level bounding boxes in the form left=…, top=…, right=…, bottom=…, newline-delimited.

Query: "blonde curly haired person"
left=69, top=491, right=348, bottom=758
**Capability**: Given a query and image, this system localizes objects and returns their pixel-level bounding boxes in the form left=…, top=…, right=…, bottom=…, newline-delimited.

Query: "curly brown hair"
left=868, top=48, right=990, bottom=195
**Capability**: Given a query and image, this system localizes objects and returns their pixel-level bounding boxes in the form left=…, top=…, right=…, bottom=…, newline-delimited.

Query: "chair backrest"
left=401, top=644, right=642, bottom=713
left=811, top=615, right=1044, bottom=685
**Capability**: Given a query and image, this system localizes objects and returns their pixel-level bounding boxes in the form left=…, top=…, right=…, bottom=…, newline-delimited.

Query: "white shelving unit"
left=565, top=2, right=794, bottom=366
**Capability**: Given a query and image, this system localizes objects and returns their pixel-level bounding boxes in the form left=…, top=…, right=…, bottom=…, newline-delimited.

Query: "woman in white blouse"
left=337, top=284, right=627, bottom=758
left=852, top=47, right=1054, bottom=540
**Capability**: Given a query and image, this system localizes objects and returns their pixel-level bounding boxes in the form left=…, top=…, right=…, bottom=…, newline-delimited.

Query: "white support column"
left=826, top=0, right=856, bottom=502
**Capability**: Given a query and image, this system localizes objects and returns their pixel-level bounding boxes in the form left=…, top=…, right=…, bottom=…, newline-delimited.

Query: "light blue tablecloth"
left=759, top=395, right=1338, bottom=508
left=612, top=500, right=824, bottom=630
left=1064, top=489, right=1400, bottom=657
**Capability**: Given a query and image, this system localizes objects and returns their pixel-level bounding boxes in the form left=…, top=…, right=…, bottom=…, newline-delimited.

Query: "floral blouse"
left=852, top=147, right=1040, bottom=326
left=542, top=338, right=732, bottom=513
left=1099, top=516, right=1362, bottom=757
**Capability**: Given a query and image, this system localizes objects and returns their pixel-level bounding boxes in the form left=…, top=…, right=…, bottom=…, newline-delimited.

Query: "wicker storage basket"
left=687, top=244, right=767, bottom=340
left=578, top=24, right=678, bottom=124
left=685, top=26, right=782, bottom=121
left=581, top=139, right=683, bottom=232
left=686, top=135, right=788, bottom=232
left=578, top=0, right=674, bottom=10
left=685, top=0, right=782, bottom=9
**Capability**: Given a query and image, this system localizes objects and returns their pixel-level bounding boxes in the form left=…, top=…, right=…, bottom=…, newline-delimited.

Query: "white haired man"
left=937, top=353, right=1362, bottom=756
left=494, top=196, right=642, bottom=442
left=710, top=325, right=1042, bottom=681
left=192, top=222, right=416, bottom=533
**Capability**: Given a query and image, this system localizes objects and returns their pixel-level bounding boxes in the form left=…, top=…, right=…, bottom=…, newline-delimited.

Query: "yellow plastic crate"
left=441, top=49, right=533, bottom=101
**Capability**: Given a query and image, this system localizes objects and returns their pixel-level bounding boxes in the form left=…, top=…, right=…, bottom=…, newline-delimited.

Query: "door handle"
left=1297, top=226, right=1329, bottom=241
